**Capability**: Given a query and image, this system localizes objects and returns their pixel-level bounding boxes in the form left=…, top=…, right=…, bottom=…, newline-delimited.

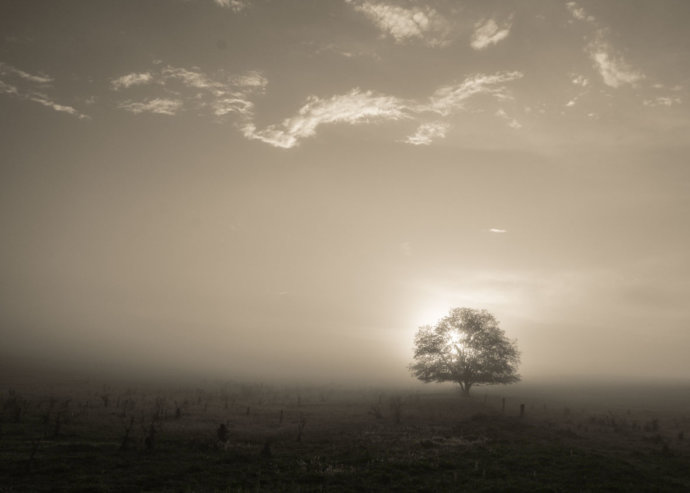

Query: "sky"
left=1, top=0, right=689, bottom=385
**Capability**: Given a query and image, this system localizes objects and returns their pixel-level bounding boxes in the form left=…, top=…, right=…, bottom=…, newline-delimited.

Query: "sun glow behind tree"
left=410, top=307, right=521, bottom=396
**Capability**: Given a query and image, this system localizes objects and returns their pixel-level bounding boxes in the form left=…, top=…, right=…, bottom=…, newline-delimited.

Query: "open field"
left=1, top=374, right=690, bottom=492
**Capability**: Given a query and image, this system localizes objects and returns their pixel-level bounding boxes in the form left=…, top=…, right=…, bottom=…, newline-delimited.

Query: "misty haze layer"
left=1, top=0, right=689, bottom=384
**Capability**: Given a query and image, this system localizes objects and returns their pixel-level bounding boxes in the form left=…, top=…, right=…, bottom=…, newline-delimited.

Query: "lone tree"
left=409, top=307, right=520, bottom=397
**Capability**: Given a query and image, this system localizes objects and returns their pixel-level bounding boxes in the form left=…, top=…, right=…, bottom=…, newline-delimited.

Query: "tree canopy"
left=409, top=307, right=521, bottom=396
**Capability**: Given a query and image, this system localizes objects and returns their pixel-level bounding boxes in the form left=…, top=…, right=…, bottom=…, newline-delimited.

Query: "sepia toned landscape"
left=2, top=368, right=690, bottom=491
left=2, top=0, right=690, bottom=491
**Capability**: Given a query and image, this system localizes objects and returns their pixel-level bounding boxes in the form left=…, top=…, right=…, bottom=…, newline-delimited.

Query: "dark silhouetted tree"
left=409, top=307, right=520, bottom=397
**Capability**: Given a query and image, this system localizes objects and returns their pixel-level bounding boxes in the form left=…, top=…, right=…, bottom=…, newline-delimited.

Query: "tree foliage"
left=409, top=307, right=521, bottom=396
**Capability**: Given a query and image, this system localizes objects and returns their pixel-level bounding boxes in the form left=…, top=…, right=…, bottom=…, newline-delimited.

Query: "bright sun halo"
left=414, top=301, right=451, bottom=327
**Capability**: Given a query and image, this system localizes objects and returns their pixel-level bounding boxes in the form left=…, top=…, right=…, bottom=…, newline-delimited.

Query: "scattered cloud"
left=0, top=62, right=53, bottom=85
left=424, top=71, right=523, bottom=117
left=111, top=64, right=267, bottom=119
left=589, top=41, right=644, bottom=88
left=0, top=80, right=18, bottom=95
left=643, top=97, right=682, bottom=107
left=571, top=75, right=589, bottom=87
left=241, top=71, right=524, bottom=148
left=231, top=71, right=268, bottom=91
left=29, top=94, right=89, bottom=119
left=347, top=0, right=451, bottom=47
left=0, top=62, right=87, bottom=118
left=242, top=89, right=409, bottom=148
left=106, top=62, right=523, bottom=148
left=305, top=41, right=382, bottom=61
left=565, top=4, right=644, bottom=90
left=405, top=121, right=449, bottom=145
left=0, top=62, right=51, bottom=85
left=565, top=2, right=595, bottom=23
left=470, top=18, right=512, bottom=50
left=242, top=70, right=524, bottom=148
left=111, top=72, right=153, bottom=90
left=118, top=98, right=183, bottom=116
left=212, top=97, right=255, bottom=116
left=162, top=66, right=218, bottom=90
left=495, top=108, right=522, bottom=129
left=213, top=0, right=248, bottom=12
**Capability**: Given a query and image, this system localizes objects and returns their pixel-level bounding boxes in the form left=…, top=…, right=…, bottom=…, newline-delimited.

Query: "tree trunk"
left=460, top=383, right=472, bottom=398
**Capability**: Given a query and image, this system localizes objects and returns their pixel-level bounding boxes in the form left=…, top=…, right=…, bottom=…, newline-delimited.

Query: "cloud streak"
left=565, top=3, right=645, bottom=89
left=566, top=2, right=594, bottom=23
left=29, top=94, right=89, bottom=119
left=107, top=62, right=523, bottom=148
left=495, top=108, right=522, bottom=129
left=347, top=0, right=451, bottom=47
left=0, top=62, right=53, bottom=85
left=0, top=80, right=18, bottom=95
left=118, top=98, right=183, bottom=116
left=470, top=18, right=512, bottom=50
left=643, top=96, right=682, bottom=107
left=588, top=41, right=643, bottom=88
left=0, top=62, right=87, bottom=118
left=243, top=71, right=523, bottom=148
left=242, top=89, right=409, bottom=148
left=405, top=121, right=449, bottom=146
left=162, top=66, right=219, bottom=90
left=111, top=64, right=267, bottom=118
left=424, top=71, right=523, bottom=116
left=111, top=72, right=153, bottom=90
left=213, top=0, right=248, bottom=12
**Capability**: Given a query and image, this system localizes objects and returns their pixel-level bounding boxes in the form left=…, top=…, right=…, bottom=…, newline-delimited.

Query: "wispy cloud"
left=242, top=70, right=523, bottom=148
left=489, top=228, right=507, bottom=233
left=588, top=41, right=644, bottom=88
left=11, top=68, right=51, bottom=84
left=0, top=62, right=53, bottom=84
left=470, top=18, right=512, bottom=50
left=118, top=98, right=183, bottom=115
left=564, top=4, right=645, bottom=90
left=0, top=62, right=87, bottom=118
left=213, top=0, right=248, bottom=12
left=242, top=89, right=409, bottom=148
left=565, top=75, right=589, bottom=107
left=108, top=63, right=522, bottom=148
left=495, top=108, right=522, bottom=129
left=231, top=71, right=268, bottom=91
left=111, top=64, right=267, bottom=119
left=405, top=121, right=449, bottom=145
left=571, top=74, right=589, bottom=87
left=212, top=97, right=255, bottom=116
left=111, top=72, right=153, bottom=90
left=643, top=96, right=682, bottom=107
left=162, top=66, right=218, bottom=90
left=424, top=71, right=523, bottom=116
left=347, top=0, right=451, bottom=47
left=0, top=80, right=18, bottom=95
left=29, top=94, right=89, bottom=119
left=565, top=2, right=594, bottom=23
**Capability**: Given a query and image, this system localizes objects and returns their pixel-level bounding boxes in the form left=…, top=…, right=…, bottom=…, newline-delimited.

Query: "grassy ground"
left=1, top=379, right=689, bottom=492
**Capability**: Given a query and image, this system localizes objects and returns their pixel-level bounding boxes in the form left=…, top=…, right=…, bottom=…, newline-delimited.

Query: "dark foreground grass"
left=1, top=382, right=689, bottom=492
